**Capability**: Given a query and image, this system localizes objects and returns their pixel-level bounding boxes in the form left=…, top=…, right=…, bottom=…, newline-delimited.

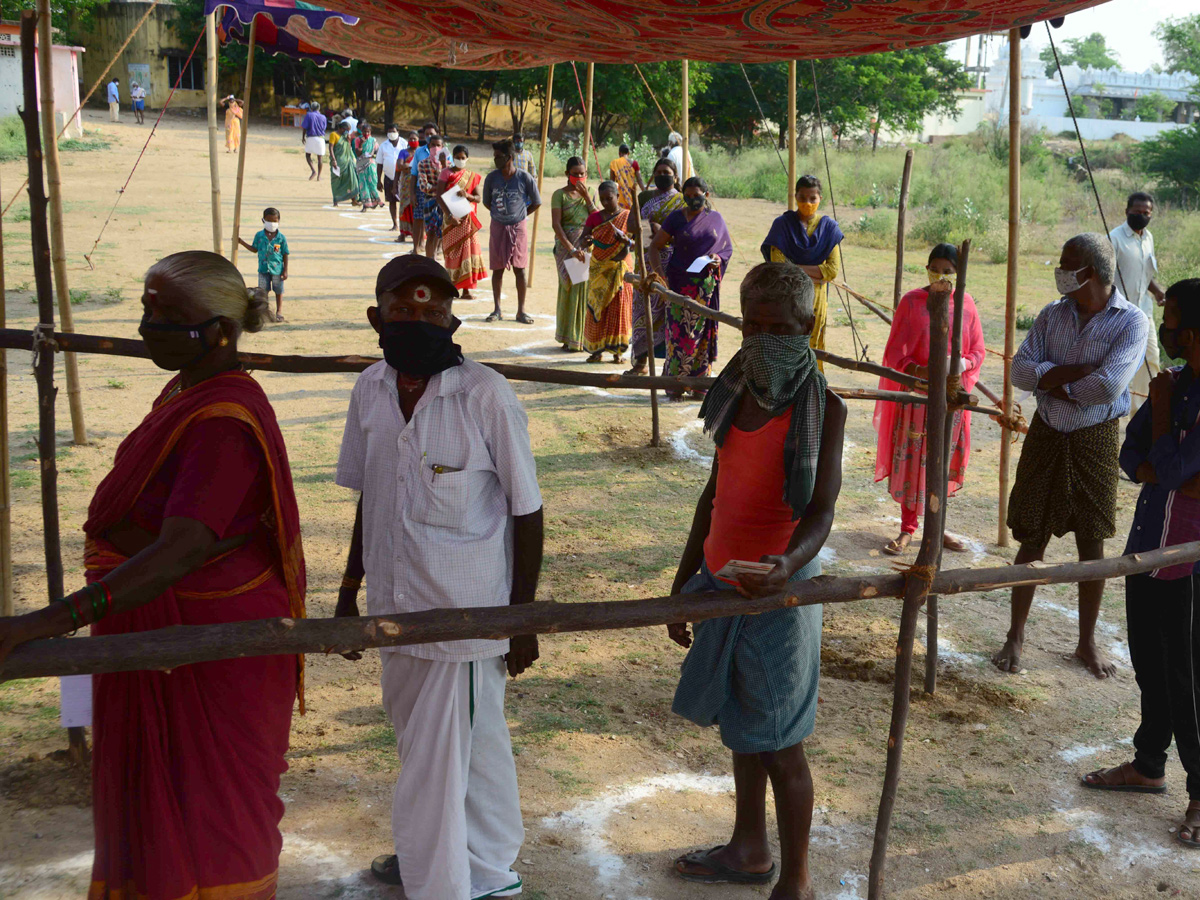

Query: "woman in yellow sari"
left=608, top=144, right=643, bottom=210
left=581, top=181, right=635, bottom=363
left=224, top=97, right=242, bottom=153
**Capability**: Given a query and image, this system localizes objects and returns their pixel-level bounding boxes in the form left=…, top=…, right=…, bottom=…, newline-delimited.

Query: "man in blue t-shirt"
left=107, top=78, right=121, bottom=123
left=301, top=102, right=328, bottom=181
left=481, top=139, right=541, bottom=325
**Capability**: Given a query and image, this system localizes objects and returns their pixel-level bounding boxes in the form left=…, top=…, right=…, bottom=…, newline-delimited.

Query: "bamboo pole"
left=20, top=11, right=82, bottom=759
left=925, top=240, right=970, bottom=695
left=868, top=267, right=951, bottom=900
left=681, top=60, right=690, bottom=180
left=527, top=65, right=553, bottom=290
left=787, top=60, right=796, bottom=211
left=630, top=205, right=659, bottom=446
left=229, top=14, right=257, bottom=266
left=36, top=0, right=86, bottom=447
left=581, top=62, right=593, bottom=171
left=998, top=29, right=1021, bottom=548
left=7, top=542, right=1199, bottom=683
left=893, top=149, right=913, bottom=310
left=206, top=11, right=222, bottom=255
left=0, top=169, right=9, bottom=617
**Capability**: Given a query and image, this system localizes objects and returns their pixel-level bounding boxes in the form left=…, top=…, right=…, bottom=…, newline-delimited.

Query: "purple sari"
left=661, top=209, right=733, bottom=381
left=760, top=211, right=843, bottom=266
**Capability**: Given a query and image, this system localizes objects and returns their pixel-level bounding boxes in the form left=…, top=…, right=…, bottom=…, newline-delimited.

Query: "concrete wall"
left=0, top=24, right=84, bottom=136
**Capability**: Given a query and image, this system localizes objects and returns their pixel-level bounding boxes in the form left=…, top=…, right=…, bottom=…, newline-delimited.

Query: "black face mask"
left=685, top=194, right=706, bottom=212
left=654, top=174, right=675, bottom=192
left=139, top=315, right=222, bottom=370
left=1127, top=212, right=1151, bottom=232
left=379, top=320, right=463, bottom=377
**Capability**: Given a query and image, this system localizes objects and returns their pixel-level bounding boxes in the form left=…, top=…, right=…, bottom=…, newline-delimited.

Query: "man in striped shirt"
left=994, top=233, right=1148, bottom=679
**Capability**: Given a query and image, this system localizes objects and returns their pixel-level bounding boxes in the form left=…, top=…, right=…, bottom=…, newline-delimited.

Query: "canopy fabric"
left=211, top=0, right=356, bottom=67
left=267, top=0, right=1110, bottom=68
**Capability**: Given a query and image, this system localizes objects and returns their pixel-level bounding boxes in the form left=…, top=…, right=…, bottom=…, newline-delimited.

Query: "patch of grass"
left=11, top=471, right=36, bottom=488
left=103, top=287, right=123, bottom=303
left=546, top=767, right=589, bottom=793
left=69, top=288, right=90, bottom=305
left=1016, top=313, right=1037, bottom=331
left=59, top=134, right=112, bottom=154
left=106, top=378, right=127, bottom=389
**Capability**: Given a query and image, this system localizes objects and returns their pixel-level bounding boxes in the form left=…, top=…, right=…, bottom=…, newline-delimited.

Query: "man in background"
left=107, top=77, right=121, bottom=123
left=483, top=138, right=540, bottom=324
left=409, top=122, right=440, bottom=254
left=512, top=133, right=536, bottom=177
left=1110, top=191, right=1166, bottom=412
left=301, top=102, right=327, bottom=181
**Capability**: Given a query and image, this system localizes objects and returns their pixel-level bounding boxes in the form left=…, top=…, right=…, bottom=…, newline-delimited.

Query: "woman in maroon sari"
left=0, top=251, right=305, bottom=900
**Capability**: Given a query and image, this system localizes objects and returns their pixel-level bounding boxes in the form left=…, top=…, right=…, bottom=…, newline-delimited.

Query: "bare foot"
left=769, top=882, right=815, bottom=900
left=943, top=531, right=968, bottom=552
left=992, top=635, right=1023, bottom=673
left=308, top=172, right=316, bottom=181
left=1075, top=641, right=1117, bottom=679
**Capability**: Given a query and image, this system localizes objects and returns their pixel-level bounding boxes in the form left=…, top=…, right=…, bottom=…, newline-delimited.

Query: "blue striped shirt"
left=1011, top=288, right=1147, bottom=433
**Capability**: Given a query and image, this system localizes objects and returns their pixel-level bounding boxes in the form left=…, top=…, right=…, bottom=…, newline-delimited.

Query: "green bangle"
left=55, top=596, right=80, bottom=633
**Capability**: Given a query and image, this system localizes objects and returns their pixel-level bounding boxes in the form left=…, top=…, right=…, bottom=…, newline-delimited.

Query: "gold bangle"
left=341, top=576, right=362, bottom=591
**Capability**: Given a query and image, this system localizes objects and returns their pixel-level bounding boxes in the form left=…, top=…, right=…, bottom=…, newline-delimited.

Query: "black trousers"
left=1127, top=573, right=1200, bottom=799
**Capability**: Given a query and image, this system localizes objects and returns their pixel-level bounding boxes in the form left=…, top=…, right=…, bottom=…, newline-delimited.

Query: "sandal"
left=624, top=355, right=647, bottom=376
left=485, top=310, right=503, bottom=323
left=370, top=854, right=403, bottom=886
left=1081, top=761, right=1167, bottom=794
left=882, top=533, right=913, bottom=557
left=1179, top=801, right=1200, bottom=848
left=674, top=845, right=776, bottom=885
left=586, top=352, right=604, bottom=364
left=515, top=312, right=535, bottom=324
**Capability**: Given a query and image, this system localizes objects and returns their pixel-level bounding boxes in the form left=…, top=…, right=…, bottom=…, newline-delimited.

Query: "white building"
left=0, top=21, right=85, bottom=138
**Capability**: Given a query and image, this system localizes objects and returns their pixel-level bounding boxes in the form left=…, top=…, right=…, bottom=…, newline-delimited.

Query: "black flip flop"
left=674, top=845, right=776, bottom=885
left=485, top=311, right=503, bottom=323
left=516, top=312, right=535, bottom=324
left=370, top=854, right=403, bottom=886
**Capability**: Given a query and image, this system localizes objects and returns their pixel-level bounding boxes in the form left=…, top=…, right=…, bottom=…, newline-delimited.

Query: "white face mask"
left=263, top=220, right=279, bottom=233
left=1054, top=265, right=1089, bottom=296
left=387, top=132, right=399, bottom=142
left=451, top=157, right=466, bottom=169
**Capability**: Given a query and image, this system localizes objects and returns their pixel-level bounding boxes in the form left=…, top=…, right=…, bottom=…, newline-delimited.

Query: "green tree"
left=1154, top=14, right=1200, bottom=82
left=1133, top=91, right=1177, bottom=122
left=1039, top=32, right=1120, bottom=77
left=554, top=62, right=710, bottom=145
left=1138, top=121, right=1200, bottom=205
left=494, top=68, right=544, bottom=136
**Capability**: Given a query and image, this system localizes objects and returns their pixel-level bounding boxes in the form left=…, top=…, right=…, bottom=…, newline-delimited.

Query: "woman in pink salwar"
left=874, top=243, right=986, bottom=555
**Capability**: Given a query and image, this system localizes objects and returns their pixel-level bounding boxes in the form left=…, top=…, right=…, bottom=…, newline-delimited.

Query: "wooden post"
left=21, top=10, right=82, bottom=758
left=681, top=60, right=690, bottom=180
left=631, top=207, right=659, bottom=447
left=0, top=169, right=10, bottom=617
left=893, top=149, right=914, bottom=310
left=998, top=29, right=1021, bottom=547
left=787, top=60, right=796, bottom=211
left=925, top=240, right=970, bottom=695
left=527, top=64, right=553, bottom=290
left=229, top=14, right=257, bottom=266
left=581, top=62, right=593, bottom=171
left=36, top=0, right=86, bottom=447
left=867, top=264, right=951, bottom=900
left=206, top=10, right=222, bottom=255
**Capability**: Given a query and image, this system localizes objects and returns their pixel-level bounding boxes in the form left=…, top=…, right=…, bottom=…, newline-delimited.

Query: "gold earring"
left=219, top=336, right=229, bottom=347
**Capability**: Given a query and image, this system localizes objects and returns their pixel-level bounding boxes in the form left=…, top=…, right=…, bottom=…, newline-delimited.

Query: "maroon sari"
left=84, top=370, right=306, bottom=900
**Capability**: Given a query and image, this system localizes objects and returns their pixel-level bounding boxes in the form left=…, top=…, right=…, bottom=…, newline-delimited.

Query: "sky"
left=944, top=0, right=1195, bottom=74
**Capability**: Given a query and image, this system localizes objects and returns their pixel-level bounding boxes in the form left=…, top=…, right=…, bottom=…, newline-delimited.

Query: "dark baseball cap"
left=375, top=255, right=459, bottom=301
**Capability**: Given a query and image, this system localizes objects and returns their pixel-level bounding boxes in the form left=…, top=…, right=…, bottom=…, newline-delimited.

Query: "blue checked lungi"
left=672, top=558, right=822, bottom=754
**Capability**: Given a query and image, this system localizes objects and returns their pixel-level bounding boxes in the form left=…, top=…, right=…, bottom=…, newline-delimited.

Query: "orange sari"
left=84, top=370, right=305, bottom=900
left=437, top=167, right=487, bottom=290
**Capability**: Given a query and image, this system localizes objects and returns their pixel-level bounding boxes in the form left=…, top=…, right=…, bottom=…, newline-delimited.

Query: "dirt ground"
left=0, top=110, right=1197, bottom=899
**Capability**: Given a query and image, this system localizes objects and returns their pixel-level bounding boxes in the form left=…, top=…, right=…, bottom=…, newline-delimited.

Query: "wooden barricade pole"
left=787, top=60, right=796, bottom=211
left=36, top=0, right=86, bottom=446
left=893, top=149, right=913, bottom=310
left=681, top=60, right=690, bottom=180
left=230, top=14, right=257, bottom=265
left=867, top=261, right=951, bottom=900
left=998, top=28, right=1021, bottom=547
left=527, top=64, right=553, bottom=290
left=581, top=62, right=594, bottom=171
left=630, top=211, right=659, bottom=447
left=925, top=240, right=970, bottom=695
left=206, top=10, right=222, bottom=255
left=0, top=169, right=10, bottom=617
left=20, top=11, right=81, bottom=759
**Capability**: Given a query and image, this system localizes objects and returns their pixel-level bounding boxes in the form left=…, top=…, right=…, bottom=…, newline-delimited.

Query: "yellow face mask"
left=797, top=200, right=820, bottom=218
left=927, top=268, right=956, bottom=289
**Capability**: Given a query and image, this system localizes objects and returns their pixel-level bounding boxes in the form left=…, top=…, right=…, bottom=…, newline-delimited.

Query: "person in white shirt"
left=1110, top=191, right=1166, bottom=412
left=130, top=81, right=146, bottom=125
left=335, top=254, right=543, bottom=900
left=106, top=78, right=121, bottom=123
left=341, top=108, right=358, bottom=134
left=375, top=124, right=404, bottom=231
left=666, top=131, right=695, bottom=181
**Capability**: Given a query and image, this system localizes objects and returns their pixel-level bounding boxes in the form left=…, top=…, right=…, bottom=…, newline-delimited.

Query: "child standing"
left=239, top=207, right=289, bottom=322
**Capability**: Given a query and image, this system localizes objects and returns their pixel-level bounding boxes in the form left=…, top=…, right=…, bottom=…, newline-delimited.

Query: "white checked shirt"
left=336, top=359, right=543, bottom=662
left=1109, top=222, right=1158, bottom=318
left=1011, top=287, right=1148, bottom=433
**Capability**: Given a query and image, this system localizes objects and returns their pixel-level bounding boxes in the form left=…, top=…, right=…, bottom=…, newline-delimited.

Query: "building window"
left=273, top=68, right=304, bottom=98
left=0, top=46, right=16, bottom=58
left=167, top=56, right=204, bottom=91
left=447, top=86, right=470, bottom=106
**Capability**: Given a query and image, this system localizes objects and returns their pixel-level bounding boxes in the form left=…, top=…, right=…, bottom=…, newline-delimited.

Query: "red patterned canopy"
left=270, top=0, right=1109, bottom=68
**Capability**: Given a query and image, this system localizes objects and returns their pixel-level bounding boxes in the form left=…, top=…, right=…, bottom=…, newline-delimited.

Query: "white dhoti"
left=304, top=135, right=326, bottom=156
left=1130, top=310, right=1161, bottom=414
left=382, top=652, right=524, bottom=900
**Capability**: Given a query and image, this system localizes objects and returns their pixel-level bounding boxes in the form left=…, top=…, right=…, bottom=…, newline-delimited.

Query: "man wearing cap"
left=335, top=255, right=543, bottom=900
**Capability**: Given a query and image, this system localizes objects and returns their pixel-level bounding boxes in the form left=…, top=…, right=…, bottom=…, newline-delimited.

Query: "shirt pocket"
left=413, top=464, right=470, bottom=530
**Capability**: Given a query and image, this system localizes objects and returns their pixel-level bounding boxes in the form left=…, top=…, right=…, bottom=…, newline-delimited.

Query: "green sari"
left=355, top=136, right=380, bottom=204
left=330, top=133, right=359, bottom=204
left=552, top=186, right=592, bottom=351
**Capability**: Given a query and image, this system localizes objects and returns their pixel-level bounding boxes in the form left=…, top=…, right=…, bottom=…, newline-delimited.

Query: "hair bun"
left=243, top=286, right=270, bottom=333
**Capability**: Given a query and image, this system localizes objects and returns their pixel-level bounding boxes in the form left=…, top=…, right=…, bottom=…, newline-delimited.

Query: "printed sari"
left=609, top=156, right=638, bottom=209
left=418, top=156, right=446, bottom=238
left=438, top=167, right=487, bottom=291
left=552, top=186, right=592, bottom=350
left=662, top=208, right=733, bottom=380
left=225, top=104, right=242, bottom=152
left=329, top=132, right=360, bottom=204
left=397, top=148, right=415, bottom=236
left=356, top=136, right=381, bottom=206
left=584, top=207, right=634, bottom=356
left=85, top=370, right=306, bottom=900
left=632, top=188, right=686, bottom=360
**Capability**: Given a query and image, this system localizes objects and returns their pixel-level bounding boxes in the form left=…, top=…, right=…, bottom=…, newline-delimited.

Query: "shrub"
left=848, top=210, right=897, bottom=249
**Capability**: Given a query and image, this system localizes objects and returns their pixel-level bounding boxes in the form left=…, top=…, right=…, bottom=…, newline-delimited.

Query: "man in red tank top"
left=667, top=263, right=847, bottom=900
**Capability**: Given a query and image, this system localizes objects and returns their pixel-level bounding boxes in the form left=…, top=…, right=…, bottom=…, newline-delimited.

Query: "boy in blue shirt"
left=239, top=207, right=289, bottom=322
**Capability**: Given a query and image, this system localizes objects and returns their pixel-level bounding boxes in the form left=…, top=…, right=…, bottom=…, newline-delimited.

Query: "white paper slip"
left=442, top=187, right=472, bottom=220
left=714, top=559, right=777, bottom=580
left=330, top=164, right=341, bottom=178
left=564, top=253, right=591, bottom=285
left=687, top=255, right=716, bottom=274
left=60, top=674, right=93, bottom=728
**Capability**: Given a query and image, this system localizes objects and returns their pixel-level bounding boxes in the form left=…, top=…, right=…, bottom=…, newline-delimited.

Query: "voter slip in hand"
left=686, top=255, right=718, bottom=274
left=713, top=559, right=778, bottom=580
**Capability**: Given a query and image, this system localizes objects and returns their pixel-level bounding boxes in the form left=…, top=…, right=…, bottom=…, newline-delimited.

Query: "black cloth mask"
left=1127, top=212, right=1151, bottom=232
left=654, top=174, right=675, bottom=192
left=139, top=314, right=222, bottom=370
left=685, top=194, right=706, bottom=212
left=379, top=320, right=464, bottom=377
